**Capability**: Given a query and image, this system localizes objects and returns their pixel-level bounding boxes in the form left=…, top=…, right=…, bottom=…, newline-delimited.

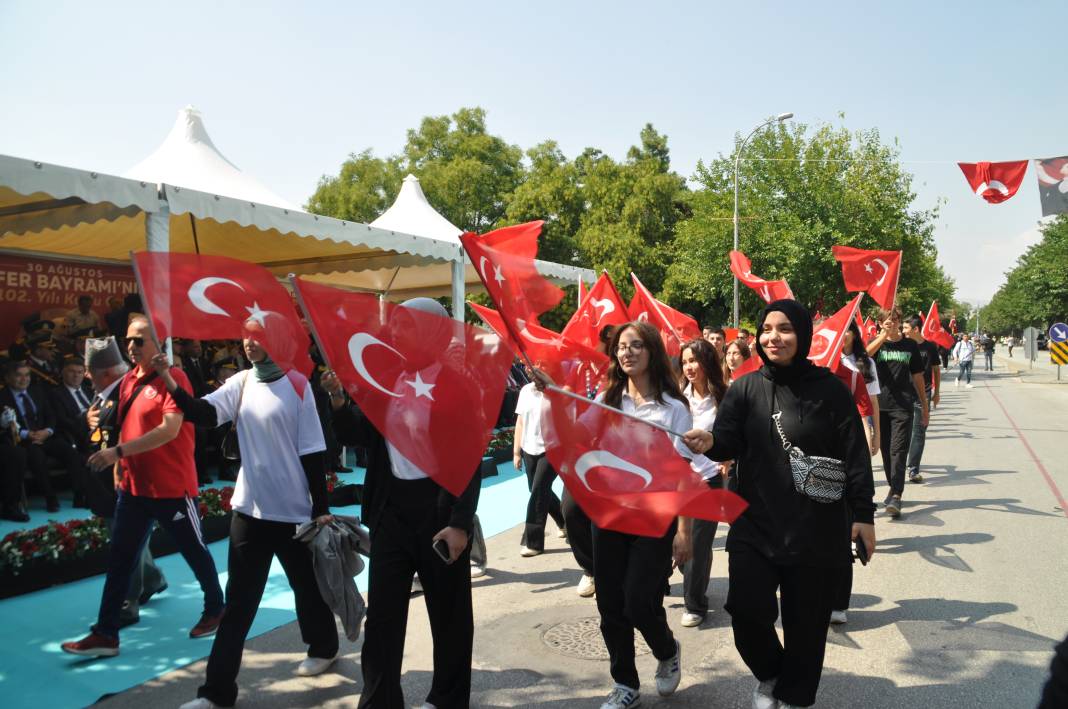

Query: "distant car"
left=1037, top=333, right=1049, bottom=350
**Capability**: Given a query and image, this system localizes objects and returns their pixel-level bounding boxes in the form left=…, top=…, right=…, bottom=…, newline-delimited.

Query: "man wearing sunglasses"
left=62, top=316, right=225, bottom=658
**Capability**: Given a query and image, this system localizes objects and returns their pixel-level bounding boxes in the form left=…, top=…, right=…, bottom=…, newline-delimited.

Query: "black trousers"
left=0, top=443, right=28, bottom=509
left=561, top=488, right=594, bottom=575
left=359, top=479, right=473, bottom=709
left=520, top=451, right=564, bottom=551
left=199, top=512, right=339, bottom=707
left=20, top=437, right=76, bottom=499
left=879, top=405, right=913, bottom=497
left=682, top=477, right=723, bottom=615
left=726, top=546, right=836, bottom=707
left=593, top=522, right=678, bottom=690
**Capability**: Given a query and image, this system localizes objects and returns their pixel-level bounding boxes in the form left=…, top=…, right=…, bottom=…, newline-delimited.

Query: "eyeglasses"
left=616, top=341, right=645, bottom=355
left=126, top=337, right=145, bottom=347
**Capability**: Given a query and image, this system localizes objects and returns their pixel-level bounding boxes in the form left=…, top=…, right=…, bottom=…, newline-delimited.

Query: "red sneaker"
left=61, top=632, right=119, bottom=657
left=189, top=611, right=224, bottom=639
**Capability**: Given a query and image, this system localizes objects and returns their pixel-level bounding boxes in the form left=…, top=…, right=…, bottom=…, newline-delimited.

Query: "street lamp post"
left=733, top=112, right=793, bottom=327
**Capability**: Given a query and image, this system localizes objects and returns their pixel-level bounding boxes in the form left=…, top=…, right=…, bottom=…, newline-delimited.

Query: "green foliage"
left=664, top=120, right=957, bottom=325
left=983, top=215, right=1068, bottom=334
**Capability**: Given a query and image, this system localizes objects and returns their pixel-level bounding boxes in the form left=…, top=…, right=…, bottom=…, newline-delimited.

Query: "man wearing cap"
left=61, top=319, right=225, bottom=658
left=0, top=360, right=65, bottom=511
left=25, top=325, right=61, bottom=387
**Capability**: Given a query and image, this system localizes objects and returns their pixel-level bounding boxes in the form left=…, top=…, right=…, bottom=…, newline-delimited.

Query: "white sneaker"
left=519, top=546, right=542, bottom=557
left=955, top=379, right=960, bottom=387
left=577, top=574, right=596, bottom=597
left=654, top=640, right=681, bottom=696
left=599, top=684, right=641, bottom=709
left=681, top=611, right=704, bottom=627
left=966, top=384, right=974, bottom=389
left=557, top=526, right=568, bottom=539
left=470, top=563, right=486, bottom=578
left=412, top=703, right=438, bottom=709
left=753, top=678, right=778, bottom=709
left=411, top=574, right=423, bottom=594
left=179, top=699, right=217, bottom=709
left=830, top=610, right=848, bottom=625
left=296, top=653, right=338, bottom=677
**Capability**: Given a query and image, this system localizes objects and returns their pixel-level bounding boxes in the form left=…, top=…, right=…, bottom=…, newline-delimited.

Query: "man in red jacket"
left=61, top=317, right=225, bottom=657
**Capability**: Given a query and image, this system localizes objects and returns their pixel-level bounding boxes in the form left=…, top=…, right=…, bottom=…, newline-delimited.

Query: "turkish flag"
left=540, top=388, right=747, bottom=536
left=723, top=327, right=740, bottom=343
left=948, top=316, right=958, bottom=334
left=729, top=250, right=795, bottom=303
left=469, top=301, right=610, bottom=395
left=958, top=161, right=1028, bottom=204
left=730, top=354, right=762, bottom=381
left=562, top=272, right=630, bottom=350
left=460, top=221, right=564, bottom=332
left=922, top=300, right=956, bottom=350
left=853, top=309, right=865, bottom=342
left=832, top=245, right=901, bottom=310
left=578, top=277, right=587, bottom=304
left=809, top=295, right=864, bottom=369
left=862, top=317, right=878, bottom=343
left=134, top=252, right=313, bottom=375
left=627, top=273, right=700, bottom=356
left=295, top=279, right=512, bottom=496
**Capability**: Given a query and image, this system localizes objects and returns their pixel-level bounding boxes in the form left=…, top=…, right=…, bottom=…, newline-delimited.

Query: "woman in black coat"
left=683, top=300, right=876, bottom=709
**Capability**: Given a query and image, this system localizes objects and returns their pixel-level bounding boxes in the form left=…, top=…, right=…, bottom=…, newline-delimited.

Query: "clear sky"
left=2, top=0, right=1064, bottom=304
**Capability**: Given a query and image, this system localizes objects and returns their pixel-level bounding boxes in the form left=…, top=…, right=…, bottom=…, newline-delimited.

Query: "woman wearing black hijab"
left=683, top=300, right=876, bottom=709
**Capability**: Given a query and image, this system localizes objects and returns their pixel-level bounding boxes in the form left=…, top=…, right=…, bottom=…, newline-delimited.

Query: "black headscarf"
left=755, top=299, right=816, bottom=384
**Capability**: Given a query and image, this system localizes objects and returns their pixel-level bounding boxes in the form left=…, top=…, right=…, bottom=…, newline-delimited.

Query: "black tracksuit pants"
left=682, top=476, right=723, bottom=616
left=199, top=512, right=339, bottom=707
left=520, top=451, right=564, bottom=552
left=359, top=478, right=473, bottom=709
left=561, top=488, right=594, bottom=575
left=726, top=545, right=837, bottom=707
left=879, top=405, right=913, bottom=497
left=593, top=522, right=678, bottom=691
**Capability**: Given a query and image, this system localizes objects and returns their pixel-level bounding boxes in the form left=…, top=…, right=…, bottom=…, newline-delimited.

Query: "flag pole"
left=127, top=250, right=164, bottom=355
left=287, top=274, right=335, bottom=374
left=544, top=384, right=689, bottom=438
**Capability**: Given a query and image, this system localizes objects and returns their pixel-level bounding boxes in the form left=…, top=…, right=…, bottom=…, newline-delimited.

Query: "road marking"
left=984, top=383, right=1068, bottom=521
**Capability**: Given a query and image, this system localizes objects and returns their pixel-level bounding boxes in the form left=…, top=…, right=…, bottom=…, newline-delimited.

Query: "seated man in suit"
left=0, top=407, right=30, bottom=522
left=49, top=355, right=95, bottom=508
left=0, top=359, right=76, bottom=511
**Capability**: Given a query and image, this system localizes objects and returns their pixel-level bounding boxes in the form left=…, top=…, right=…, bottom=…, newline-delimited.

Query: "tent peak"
left=370, top=173, right=462, bottom=244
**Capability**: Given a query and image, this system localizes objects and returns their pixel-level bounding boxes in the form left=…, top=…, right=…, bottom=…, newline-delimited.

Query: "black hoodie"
left=707, top=300, right=875, bottom=567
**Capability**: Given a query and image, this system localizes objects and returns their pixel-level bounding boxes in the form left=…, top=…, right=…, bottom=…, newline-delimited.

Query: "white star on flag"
left=493, top=264, right=506, bottom=287
left=864, top=263, right=873, bottom=274
left=404, top=372, right=436, bottom=400
left=245, top=301, right=269, bottom=326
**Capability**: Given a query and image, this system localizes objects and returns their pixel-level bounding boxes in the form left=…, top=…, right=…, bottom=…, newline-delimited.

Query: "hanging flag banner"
left=957, top=161, right=1028, bottom=204
left=1035, top=156, right=1068, bottom=216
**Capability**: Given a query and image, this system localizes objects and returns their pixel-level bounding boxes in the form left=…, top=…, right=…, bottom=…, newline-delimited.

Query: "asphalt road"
left=98, top=362, right=1068, bottom=708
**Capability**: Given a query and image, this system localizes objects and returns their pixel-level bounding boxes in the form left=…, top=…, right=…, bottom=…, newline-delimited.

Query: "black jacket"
left=709, top=365, right=875, bottom=567
left=331, top=402, right=481, bottom=536
left=48, top=384, right=94, bottom=451
left=0, top=385, right=57, bottom=435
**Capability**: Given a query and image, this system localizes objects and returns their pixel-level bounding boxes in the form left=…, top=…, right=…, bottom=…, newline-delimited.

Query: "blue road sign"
left=1050, top=323, right=1068, bottom=343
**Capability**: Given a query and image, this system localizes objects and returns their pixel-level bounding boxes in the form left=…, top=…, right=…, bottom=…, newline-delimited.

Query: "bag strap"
left=768, top=383, right=793, bottom=451
left=115, top=371, right=159, bottom=435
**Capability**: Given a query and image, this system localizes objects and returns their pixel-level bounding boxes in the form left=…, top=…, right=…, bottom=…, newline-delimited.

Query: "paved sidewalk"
left=97, top=371, right=1068, bottom=708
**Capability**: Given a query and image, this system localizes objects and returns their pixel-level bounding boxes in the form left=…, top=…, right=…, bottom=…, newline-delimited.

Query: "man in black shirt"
left=903, top=316, right=941, bottom=484
left=866, top=308, right=929, bottom=518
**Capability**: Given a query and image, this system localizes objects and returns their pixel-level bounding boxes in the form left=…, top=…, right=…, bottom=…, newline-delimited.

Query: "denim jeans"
left=958, top=360, right=973, bottom=384
left=906, top=389, right=931, bottom=477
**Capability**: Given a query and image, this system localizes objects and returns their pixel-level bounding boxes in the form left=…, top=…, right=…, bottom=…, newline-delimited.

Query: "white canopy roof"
left=126, top=106, right=297, bottom=210
left=371, top=174, right=462, bottom=244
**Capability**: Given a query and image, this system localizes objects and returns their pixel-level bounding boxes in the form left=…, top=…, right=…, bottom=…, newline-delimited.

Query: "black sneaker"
left=138, top=582, right=168, bottom=606
left=883, top=493, right=894, bottom=508
left=886, top=495, right=902, bottom=518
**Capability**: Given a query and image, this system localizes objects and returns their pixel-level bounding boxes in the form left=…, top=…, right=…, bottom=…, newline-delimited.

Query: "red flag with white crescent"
left=921, top=300, right=956, bottom=350
left=729, top=250, right=795, bottom=304
left=808, top=295, right=865, bottom=369
left=540, top=388, right=747, bottom=537
left=862, top=317, right=878, bottom=343
left=729, top=354, right=762, bottom=381
left=626, top=273, right=700, bottom=356
left=831, top=245, right=902, bottom=310
left=562, top=272, right=630, bottom=350
left=134, top=252, right=313, bottom=376
left=958, top=161, right=1028, bottom=204
left=295, top=279, right=512, bottom=496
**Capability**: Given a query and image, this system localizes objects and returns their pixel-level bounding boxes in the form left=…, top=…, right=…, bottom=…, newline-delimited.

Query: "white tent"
left=0, top=107, right=592, bottom=317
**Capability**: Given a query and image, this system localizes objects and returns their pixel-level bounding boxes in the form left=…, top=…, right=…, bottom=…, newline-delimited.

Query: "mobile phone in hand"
left=433, top=538, right=452, bottom=563
left=854, top=536, right=869, bottom=566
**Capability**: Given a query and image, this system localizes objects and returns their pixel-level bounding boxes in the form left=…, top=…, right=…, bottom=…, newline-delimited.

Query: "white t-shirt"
left=204, top=371, right=327, bottom=524
left=685, top=383, right=720, bottom=480
left=842, top=353, right=881, bottom=397
left=515, top=382, right=546, bottom=455
left=605, top=390, right=694, bottom=462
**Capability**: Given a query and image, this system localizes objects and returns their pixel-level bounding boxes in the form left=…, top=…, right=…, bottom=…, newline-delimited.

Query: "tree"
left=664, top=119, right=958, bottom=326
left=983, top=215, right=1068, bottom=334
left=306, top=149, right=403, bottom=223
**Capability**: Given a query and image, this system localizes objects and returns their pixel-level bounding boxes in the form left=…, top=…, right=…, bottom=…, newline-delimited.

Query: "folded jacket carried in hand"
left=294, top=514, right=370, bottom=642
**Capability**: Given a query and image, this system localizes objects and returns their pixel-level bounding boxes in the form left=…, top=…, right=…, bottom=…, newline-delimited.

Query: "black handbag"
left=221, top=372, right=249, bottom=461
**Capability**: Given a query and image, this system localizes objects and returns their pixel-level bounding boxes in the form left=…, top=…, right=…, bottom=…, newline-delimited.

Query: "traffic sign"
left=1051, top=341, right=1068, bottom=366
left=1050, top=323, right=1068, bottom=344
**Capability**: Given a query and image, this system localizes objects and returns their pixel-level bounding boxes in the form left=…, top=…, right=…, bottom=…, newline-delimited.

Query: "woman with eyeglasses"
left=682, top=300, right=876, bottom=709
left=541, top=322, right=693, bottom=709
left=676, top=339, right=728, bottom=629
